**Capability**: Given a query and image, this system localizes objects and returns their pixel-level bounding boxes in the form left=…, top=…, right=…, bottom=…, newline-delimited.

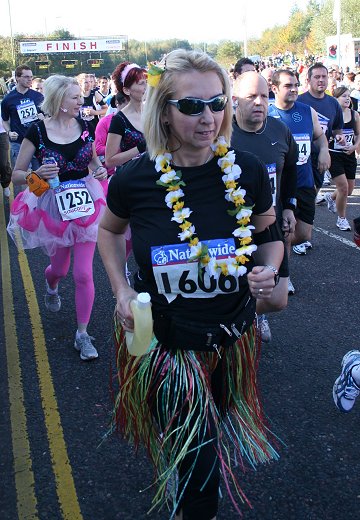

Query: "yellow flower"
left=234, top=195, right=245, bottom=205
left=220, top=263, right=229, bottom=276
left=189, top=237, right=199, bottom=246
left=173, top=201, right=184, bottom=211
left=236, top=255, right=249, bottom=265
left=147, top=74, right=162, bottom=88
left=225, top=180, right=237, bottom=189
left=167, top=184, right=180, bottom=192
left=180, top=221, right=192, bottom=231
left=147, top=63, right=165, bottom=88
left=202, top=254, right=211, bottom=265
left=214, top=144, right=228, bottom=156
left=237, top=216, right=251, bottom=226
left=240, top=236, right=252, bottom=246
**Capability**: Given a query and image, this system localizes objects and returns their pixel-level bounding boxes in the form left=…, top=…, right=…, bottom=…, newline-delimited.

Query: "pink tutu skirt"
left=7, top=175, right=106, bottom=257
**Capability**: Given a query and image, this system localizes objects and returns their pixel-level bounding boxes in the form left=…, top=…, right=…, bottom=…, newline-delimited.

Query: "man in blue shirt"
left=269, top=69, right=331, bottom=290
left=298, top=63, right=345, bottom=195
left=1, top=65, right=43, bottom=170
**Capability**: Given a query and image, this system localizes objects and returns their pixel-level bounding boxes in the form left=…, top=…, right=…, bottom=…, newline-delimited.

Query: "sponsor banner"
left=19, top=37, right=126, bottom=54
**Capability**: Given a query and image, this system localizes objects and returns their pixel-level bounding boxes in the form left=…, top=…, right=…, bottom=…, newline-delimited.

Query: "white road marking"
left=314, top=226, right=360, bottom=251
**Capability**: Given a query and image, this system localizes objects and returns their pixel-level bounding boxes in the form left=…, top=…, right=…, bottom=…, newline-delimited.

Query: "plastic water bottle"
left=44, top=157, right=60, bottom=189
left=125, top=292, right=153, bottom=356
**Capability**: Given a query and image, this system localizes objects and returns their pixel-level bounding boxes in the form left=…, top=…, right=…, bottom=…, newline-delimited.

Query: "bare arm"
left=247, top=208, right=284, bottom=299
left=88, top=142, right=107, bottom=180
left=2, top=118, right=18, bottom=141
left=345, top=111, right=360, bottom=155
left=98, top=207, right=137, bottom=328
left=105, top=132, right=141, bottom=168
left=311, top=107, right=331, bottom=172
left=12, top=138, right=59, bottom=185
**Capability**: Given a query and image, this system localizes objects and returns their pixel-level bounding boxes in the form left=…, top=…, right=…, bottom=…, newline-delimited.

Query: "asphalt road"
left=1, top=166, right=360, bottom=520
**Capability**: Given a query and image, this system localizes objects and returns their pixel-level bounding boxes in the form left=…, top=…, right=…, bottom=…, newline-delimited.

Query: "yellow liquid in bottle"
left=125, top=293, right=153, bottom=356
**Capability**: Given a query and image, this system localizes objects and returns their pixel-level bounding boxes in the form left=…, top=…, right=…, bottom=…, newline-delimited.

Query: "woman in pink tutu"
left=7, top=75, right=107, bottom=361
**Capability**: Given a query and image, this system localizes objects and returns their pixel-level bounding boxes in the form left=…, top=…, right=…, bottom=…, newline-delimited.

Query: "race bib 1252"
left=55, top=180, right=95, bottom=221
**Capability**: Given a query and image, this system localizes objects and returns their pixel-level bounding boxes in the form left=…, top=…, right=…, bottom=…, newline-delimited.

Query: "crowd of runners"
left=1, top=51, right=360, bottom=519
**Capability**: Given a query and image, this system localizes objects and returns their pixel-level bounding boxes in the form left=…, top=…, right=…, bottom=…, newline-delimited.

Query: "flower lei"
left=155, top=136, right=257, bottom=279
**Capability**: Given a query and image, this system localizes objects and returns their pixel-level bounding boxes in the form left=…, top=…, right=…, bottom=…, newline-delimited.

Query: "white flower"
left=221, top=170, right=241, bottom=183
left=159, top=170, right=179, bottom=184
left=228, top=262, right=247, bottom=277
left=178, top=225, right=195, bottom=241
left=165, top=189, right=184, bottom=208
left=236, top=207, right=253, bottom=220
left=231, top=163, right=242, bottom=176
left=206, top=257, right=220, bottom=279
left=189, top=242, right=202, bottom=257
left=171, top=207, right=192, bottom=223
left=211, top=136, right=228, bottom=151
left=233, top=225, right=255, bottom=238
left=235, top=244, right=258, bottom=256
left=155, top=153, right=172, bottom=172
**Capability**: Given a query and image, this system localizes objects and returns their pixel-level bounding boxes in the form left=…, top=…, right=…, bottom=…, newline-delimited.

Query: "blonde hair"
left=41, top=75, right=79, bottom=118
left=143, top=49, right=233, bottom=159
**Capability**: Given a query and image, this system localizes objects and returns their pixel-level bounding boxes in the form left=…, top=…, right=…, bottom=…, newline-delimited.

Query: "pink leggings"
left=45, top=241, right=96, bottom=325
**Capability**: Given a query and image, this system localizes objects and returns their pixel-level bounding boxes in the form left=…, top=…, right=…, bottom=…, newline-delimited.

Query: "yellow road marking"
left=15, top=228, right=84, bottom=519
left=0, top=192, right=38, bottom=519
left=2, top=185, right=83, bottom=520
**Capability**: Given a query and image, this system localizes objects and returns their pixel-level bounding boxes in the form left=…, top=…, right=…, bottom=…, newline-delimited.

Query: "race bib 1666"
left=151, top=238, right=241, bottom=298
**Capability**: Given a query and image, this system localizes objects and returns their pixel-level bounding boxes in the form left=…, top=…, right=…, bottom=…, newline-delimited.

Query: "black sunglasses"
left=167, top=95, right=228, bottom=115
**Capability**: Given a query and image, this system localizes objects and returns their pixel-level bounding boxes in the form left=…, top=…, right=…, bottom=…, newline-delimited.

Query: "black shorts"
left=295, top=186, right=316, bottom=226
left=329, top=151, right=357, bottom=180
left=273, top=211, right=289, bottom=278
left=311, top=152, right=324, bottom=190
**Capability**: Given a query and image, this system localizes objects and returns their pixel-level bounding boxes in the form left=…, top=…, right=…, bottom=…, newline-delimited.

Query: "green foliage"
left=215, top=41, right=243, bottom=68
left=310, top=0, right=360, bottom=55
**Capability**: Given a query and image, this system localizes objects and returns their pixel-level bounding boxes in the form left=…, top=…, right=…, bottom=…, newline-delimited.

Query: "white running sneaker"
left=44, top=282, right=61, bottom=312
left=3, top=187, right=10, bottom=197
left=258, top=315, right=272, bottom=343
left=315, top=192, right=326, bottom=205
left=288, top=278, right=295, bottom=295
left=325, top=193, right=336, bottom=213
left=74, top=332, right=98, bottom=361
left=336, top=217, right=351, bottom=231
left=293, top=243, right=306, bottom=255
left=323, top=170, right=332, bottom=186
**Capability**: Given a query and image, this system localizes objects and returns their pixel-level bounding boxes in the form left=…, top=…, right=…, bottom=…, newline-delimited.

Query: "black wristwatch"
left=265, top=264, right=280, bottom=286
left=284, top=197, right=297, bottom=211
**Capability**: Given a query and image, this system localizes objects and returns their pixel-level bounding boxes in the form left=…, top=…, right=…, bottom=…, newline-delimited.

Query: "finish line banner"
left=19, top=38, right=126, bottom=54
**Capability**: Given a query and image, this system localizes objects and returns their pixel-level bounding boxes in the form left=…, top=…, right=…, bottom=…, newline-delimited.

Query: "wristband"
left=264, top=264, right=280, bottom=286
left=283, top=197, right=297, bottom=211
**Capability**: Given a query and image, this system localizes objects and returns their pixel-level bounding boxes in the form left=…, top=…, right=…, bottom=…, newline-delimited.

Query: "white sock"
left=76, top=330, right=87, bottom=339
left=46, top=281, right=58, bottom=294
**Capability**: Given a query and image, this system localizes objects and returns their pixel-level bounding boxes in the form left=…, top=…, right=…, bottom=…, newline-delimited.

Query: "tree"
left=215, top=41, right=243, bottom=69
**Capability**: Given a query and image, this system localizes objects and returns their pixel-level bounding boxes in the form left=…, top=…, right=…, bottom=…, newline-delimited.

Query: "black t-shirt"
left=108, top=111, right=146, bottom=152
left=107, top=150, right=272, bottom=317
left=25, top=119, right=95, bottom=181
left=231, top=116, right=298, bottom=209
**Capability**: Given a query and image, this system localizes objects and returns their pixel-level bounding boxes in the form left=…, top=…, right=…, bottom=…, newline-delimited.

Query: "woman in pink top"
left=95, top=92, right=128, bottom=178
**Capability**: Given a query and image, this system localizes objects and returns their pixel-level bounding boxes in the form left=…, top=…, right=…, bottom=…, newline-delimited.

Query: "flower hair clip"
left=147, top=62, right=166, bottom=88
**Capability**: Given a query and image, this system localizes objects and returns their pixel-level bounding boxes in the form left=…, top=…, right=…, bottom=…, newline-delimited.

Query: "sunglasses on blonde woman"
left=167, top=95, right=228, bottom=116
